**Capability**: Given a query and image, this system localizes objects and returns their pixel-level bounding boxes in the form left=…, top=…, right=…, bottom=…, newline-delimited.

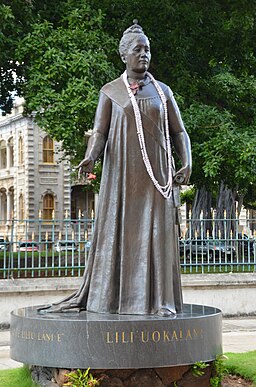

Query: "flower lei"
left=122, top=70, right=173, bottom=199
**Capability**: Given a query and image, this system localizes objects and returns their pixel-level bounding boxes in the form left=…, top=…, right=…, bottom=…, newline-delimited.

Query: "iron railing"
left=0, top=217, right=255, bottom=278
left=180, top=216, right=256, bottom=273
left=0, top=217, right=94, bottom=279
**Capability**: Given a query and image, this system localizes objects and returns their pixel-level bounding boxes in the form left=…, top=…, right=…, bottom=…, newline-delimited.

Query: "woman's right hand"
left=174, top=165, right=191, bottom=185
left=77, top=157, right=95, bottom=177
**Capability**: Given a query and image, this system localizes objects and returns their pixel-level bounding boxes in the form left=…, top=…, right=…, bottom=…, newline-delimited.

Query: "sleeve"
left=166, top=88, right=186, bottom=135
left=84, top=91, right=112, bottom=162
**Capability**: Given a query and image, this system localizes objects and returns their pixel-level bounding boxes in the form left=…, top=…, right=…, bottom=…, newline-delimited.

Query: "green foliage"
left=0, top=3, right=24, bottom=112
left=224, top=351, right=256, bottom=384
left=182, top=103, right=256, bottom=193
left=190, top=357, right=227, bottom=386
left=14, top=1, right=118, bottom=162
left=191, top=361, right=209, bottom=377
left=64, top=368, right=102, bottom=387
left=180, top=187, right=196, bottom=205
left=243, top=185, right=256, bottom=210
left=210, top=355, right=228, bottom=386
left=91, top=0, right=256, bottom=201
left=0, top=1, right=255, bottom=198
left=0, top=366, right=39, bottom=387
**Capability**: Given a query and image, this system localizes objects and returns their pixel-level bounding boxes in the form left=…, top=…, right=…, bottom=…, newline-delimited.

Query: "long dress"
left=57, top=76, right=184, bottom=315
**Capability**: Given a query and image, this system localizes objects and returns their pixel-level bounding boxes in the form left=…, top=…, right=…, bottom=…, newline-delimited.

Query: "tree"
left=0, top=1, right=30, bottom=113
left=0, top=0, right=118, bottom=161
left=0, top=0, right=255, bottom=209
left=18, top=1, right=118, bottom=161
left=91, top=0, right=256, bottom=214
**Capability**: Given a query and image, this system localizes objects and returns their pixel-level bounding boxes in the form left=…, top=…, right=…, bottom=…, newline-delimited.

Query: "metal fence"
left=0, top=217, right=255, bottom=279
left=0, top=217, right=94, bottom=279
left=180, top=216, right=256, bottom=273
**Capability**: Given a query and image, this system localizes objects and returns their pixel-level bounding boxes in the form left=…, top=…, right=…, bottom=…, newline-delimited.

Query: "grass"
left=181, top=264, right=256, bottom=274
left=224, top=351, right=256, bottom=384
left=0, top=250, right=87, bottom=279
left=0, top=366, right=39, bottom=387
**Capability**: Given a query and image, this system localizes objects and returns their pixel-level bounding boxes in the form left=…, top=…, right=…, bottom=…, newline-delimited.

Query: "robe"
left=49, top=76, right=184, bottom=316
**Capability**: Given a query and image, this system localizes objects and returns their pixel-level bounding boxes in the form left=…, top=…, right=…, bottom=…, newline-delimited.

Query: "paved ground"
left=0, top=317, right=256, bottom=370
left=222, top=317, right=256, bottom=353
left=0, top=329, right=21, bottom=370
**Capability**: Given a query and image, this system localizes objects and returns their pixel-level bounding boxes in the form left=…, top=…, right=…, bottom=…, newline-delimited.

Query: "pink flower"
left=87, top=173, right=97, bottom=180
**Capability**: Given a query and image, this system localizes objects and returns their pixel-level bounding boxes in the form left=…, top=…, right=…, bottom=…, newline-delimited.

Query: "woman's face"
left=123, top=35, right=151, bottom=74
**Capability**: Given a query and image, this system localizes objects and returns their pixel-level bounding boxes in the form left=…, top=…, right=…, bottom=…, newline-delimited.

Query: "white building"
left=0, top=99, right=71, bottom=239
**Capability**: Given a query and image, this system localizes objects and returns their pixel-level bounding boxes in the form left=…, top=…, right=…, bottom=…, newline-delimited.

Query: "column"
left=94, top=192, right=99, bottom=214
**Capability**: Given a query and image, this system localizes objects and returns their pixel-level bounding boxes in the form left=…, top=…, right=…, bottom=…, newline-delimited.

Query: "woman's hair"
left=119, top=20, right=149, bottom=57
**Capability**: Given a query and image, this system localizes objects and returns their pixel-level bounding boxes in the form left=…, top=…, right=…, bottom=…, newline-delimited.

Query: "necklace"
left=122, top=70, right=173, bottom=199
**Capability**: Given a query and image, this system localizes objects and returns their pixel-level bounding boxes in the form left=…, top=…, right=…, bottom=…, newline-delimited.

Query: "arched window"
left=0, top=140, right=7, bottom=169
left=0, top=189, right=7, bottom=221
left=43, top=136, right=54, bottom=163
left=19, top=194, right=25, bottom=220
left=19, top=137, right=24, bottom=165
left=43, top=193, right=54, bottom=220
left=9, top=137, right=14, bottom=167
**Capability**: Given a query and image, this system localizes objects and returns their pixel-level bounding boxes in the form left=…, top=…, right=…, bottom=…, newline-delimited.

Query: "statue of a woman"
left=40, top=21, right=192, bottom=317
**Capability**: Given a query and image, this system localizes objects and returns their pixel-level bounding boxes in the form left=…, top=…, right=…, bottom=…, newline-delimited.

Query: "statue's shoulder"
left=101, top=77, right=123, bottom=96
left=156, top=80, right=174, bottom=98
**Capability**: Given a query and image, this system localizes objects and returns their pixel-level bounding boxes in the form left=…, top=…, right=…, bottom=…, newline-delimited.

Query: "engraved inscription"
left=11, top=328, right=64, bottom=343
left=105, top=327, right=203, bottom=344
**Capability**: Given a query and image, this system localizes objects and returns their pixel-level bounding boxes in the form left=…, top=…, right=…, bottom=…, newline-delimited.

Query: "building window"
left=43, top=136, right=54, bottom=163
left=0, top=140, right=7, bottom=169
left=19, top=137, right=24, bottom=165
left=0, top=190, right=7, bottom=221
left=19, top=194, right=25, bottom=220
left=9, top=138, right=14, bottom=167
left=7, top=187, right=14, bottom=220
left=43, top=193, right=54, bottom=220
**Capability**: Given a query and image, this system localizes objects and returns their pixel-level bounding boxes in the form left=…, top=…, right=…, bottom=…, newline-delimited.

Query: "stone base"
left=31, top=364, right=215, bottom=386
left=10, top=304, right=222, bottom=369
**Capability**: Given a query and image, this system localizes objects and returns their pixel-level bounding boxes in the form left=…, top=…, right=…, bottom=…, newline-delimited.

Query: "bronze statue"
left=40, top=21, right=192, bottom=317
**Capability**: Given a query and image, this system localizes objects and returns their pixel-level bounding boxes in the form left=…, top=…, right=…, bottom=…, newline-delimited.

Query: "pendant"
left=129, top=77, right=151, bottom=95
left=129, top=82, right=140, bottom=95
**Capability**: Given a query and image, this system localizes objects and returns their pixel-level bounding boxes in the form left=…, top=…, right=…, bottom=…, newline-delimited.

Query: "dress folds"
left=59, top=76, right=183, bottom=315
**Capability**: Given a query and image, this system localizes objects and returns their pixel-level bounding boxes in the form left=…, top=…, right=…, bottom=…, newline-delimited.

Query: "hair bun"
left=123, top=20, right=144, bottom=36
left=119, top=20, right=148, bottom=57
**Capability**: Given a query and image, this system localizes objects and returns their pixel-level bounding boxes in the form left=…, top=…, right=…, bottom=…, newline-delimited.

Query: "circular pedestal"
left=10, top=304, right=222, bottom=369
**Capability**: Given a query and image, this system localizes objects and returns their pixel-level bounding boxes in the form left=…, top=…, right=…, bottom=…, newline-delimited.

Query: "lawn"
left=224, top=351, right=256, bottom=384
left=181, top=263, right=256, bottom=274
left=0, top=366, right=38, bottom=387
left=0, top=250, right=86, bottom=279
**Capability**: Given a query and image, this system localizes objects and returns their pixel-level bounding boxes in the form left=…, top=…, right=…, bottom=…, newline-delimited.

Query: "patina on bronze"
left=39, top=21, right=192, bottom=316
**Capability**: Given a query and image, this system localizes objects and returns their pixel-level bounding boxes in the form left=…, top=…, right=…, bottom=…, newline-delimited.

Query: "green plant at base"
left=191, top=361, right=209, bottom=377
left=64, top=368, right=102, bottom=387
left=210, top=355, right=228, bottom=387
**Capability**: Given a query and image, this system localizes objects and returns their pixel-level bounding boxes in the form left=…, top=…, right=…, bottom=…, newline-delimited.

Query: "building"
left=0, top=98, right=71, bottom=240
